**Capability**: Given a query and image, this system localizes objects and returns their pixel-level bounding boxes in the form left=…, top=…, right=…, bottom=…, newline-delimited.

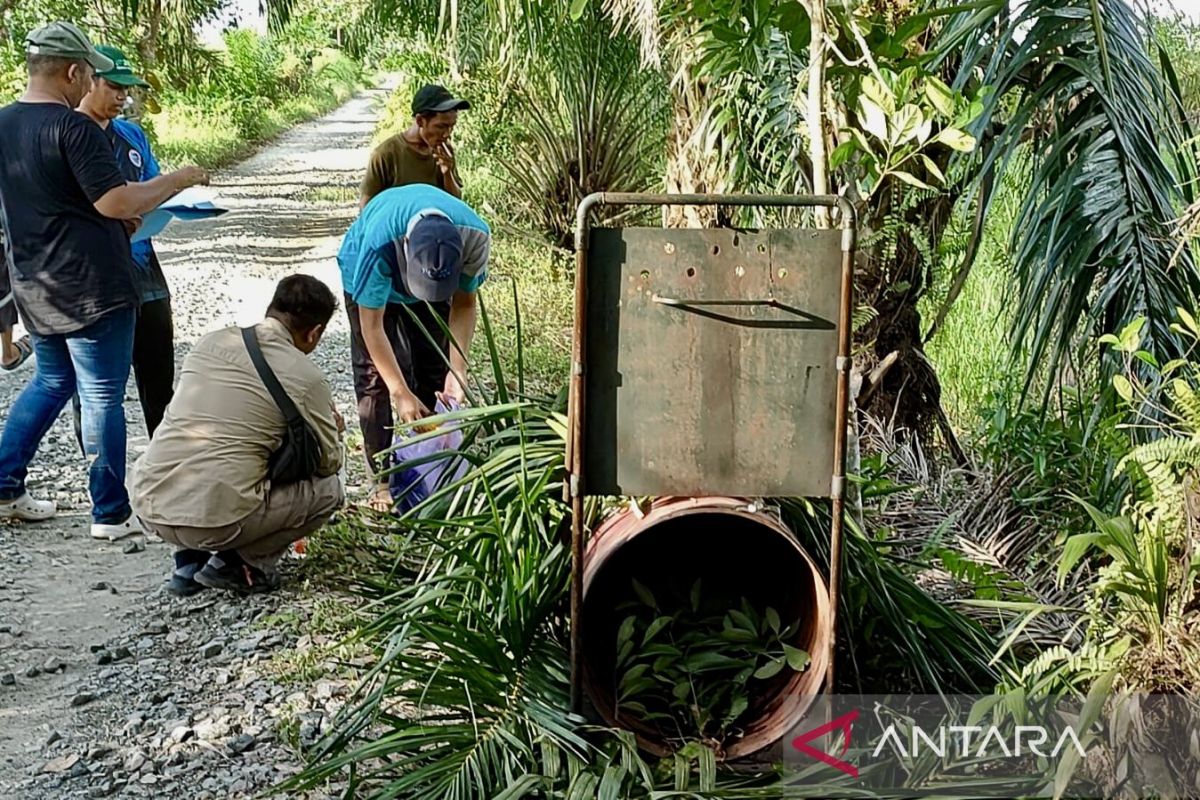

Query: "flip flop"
left=1, top=335, right=32, bottom=371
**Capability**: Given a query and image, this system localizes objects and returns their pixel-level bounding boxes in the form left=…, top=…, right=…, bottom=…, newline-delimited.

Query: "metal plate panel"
left=583, top=226, right=843, bottom=498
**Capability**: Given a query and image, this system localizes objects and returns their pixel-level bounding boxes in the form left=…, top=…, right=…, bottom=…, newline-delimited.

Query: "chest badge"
left=128, top=149, right=143, bottom=169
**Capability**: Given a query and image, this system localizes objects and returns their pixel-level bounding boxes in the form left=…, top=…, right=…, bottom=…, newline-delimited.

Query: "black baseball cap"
left=412, top=84, right=470, bottom=116
left=400, top=212, right=464, bottom=302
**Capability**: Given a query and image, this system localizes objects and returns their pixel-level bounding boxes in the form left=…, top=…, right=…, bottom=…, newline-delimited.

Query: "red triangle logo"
left=790, top=709, right=860, bottom=778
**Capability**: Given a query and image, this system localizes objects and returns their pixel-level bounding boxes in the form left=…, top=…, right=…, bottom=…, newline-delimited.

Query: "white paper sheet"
left=130, top=189, right=227, bottom=243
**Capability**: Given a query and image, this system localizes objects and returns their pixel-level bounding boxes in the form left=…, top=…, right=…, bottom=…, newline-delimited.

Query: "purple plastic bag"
left=388, top=397, right=470, bottom=512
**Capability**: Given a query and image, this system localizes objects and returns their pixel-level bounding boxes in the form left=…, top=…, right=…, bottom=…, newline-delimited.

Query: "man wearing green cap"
left=78, top=45, right=176, bottom=438
left=0, top=21, right=209, bottom=539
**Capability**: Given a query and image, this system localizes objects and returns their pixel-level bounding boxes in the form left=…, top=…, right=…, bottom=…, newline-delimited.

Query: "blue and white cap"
left=400, top=209, right=463, bottom=303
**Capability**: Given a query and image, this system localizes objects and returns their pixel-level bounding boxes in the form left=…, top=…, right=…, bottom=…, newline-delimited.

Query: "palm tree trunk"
left=137, top=0, right=163, bottom=68
left=809, top=0, right=830, bottom=228
left=662, top=47, right=726, bottom=228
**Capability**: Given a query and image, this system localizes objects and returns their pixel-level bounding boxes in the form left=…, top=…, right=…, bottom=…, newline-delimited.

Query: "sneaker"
left=0, top=493, right=56, bottom=521
left=91, top=516, right=145, bottom=541
left=193, top=553, right=280, bottom=595
left=165, top=561, right=207, bottom=597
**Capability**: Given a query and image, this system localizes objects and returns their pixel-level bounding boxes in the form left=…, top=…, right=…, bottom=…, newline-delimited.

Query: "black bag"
left=242, top=326, right=322, bottom=485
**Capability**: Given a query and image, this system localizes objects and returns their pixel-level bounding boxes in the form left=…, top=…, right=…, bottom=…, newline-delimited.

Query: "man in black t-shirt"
left=0, top=21, right=209, bottom=540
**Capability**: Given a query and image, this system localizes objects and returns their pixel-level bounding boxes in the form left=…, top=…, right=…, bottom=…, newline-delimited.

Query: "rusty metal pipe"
left=580, top=497, right=833, bottom=760
left=826, top=205, right=857, bottom=696
left=568, top=237, right=591, bottom=713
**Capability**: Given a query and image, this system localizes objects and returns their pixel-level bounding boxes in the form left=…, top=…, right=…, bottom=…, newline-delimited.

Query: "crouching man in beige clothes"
left=132, top=275, right=346, bottom=596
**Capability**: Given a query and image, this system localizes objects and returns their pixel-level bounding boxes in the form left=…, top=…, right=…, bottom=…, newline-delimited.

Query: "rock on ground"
left=0, top=79, right=395, bottom=799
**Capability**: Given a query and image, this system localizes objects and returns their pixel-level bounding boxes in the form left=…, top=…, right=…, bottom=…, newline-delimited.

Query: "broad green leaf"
left=1055, top=671, right=1117, bottom=799
left=830, top=140, right=858, bottom=170
left=725, top=695, right=749, bottom=724
left=568, top=0, right=589, bottom=20
left=1117, top=318, right=1146, bottom=352
left=1112, top=374, right=1134, bottom=403
left=631, top=579, right=657, bottom=610
left=494, top=774, right=543, bottom=800
left=753, top=657, right=786, bottom=680
left=597, top=766, right=625, bottom=800
left=925, top=76, right=956, bottom=117
left=858, top=96, right=889, bottom=142
left=1161, top=358, right=1187, bottom=374
left=920, top=154, right=946, bottom=184
left=697, top=743, right=716, bottom=790
left=765, top=607, right=781, bottom=634
left=1178, top=307, right=1199, bottom=335
left=891, top=170, right=933, bottom=189
left=619, top=663, right=650, bottom=689
left=616, top=616, right=637, bottom=649
left=674, top=752, right=689, bottom=791
left=1133, top=350, right=1158, bottom=369
left=729, top=609, right=756, bottom=633
left=892, top=104, right=924, bottom=144
left=1058, top=533, right=1105, bottom=584
left=861, top=73, right=896, bottom=115
left=719, top=628, right=758, bottom=643
left=934, top=127, right=976, bottom=151
left=685, top=651, right=742, bottom=672
left=916, top=117, right=933, bottom=144
left=642, top=616, right=673, bottom=644
left=784, top=645, right=811, bottom=671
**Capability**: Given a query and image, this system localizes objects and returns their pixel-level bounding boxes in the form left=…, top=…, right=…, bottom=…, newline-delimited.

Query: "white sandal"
left=0, top=492, right=56, bottom=521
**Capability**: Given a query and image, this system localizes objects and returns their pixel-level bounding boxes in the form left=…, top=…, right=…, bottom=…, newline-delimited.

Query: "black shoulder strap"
left=241, top=326, right=301, bottom=423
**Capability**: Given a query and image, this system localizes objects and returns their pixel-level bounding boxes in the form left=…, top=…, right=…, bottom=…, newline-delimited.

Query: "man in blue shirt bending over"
left=337, top=184, right=490, bottom=510
left=77, top=45, right=175, bottom=437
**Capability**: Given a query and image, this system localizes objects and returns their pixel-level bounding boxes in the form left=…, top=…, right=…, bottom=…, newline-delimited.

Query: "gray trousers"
left=143, top=474, right=344, bottom=568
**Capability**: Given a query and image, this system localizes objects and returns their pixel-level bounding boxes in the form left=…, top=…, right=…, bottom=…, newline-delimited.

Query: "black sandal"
left=1, top=335, right=32, bottom=371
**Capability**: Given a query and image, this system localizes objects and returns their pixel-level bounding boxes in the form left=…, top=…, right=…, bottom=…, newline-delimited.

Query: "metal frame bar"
left=567, top=192, right=857, bottom=713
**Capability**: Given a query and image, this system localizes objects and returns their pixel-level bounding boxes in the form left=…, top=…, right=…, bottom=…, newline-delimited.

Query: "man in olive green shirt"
left=133, top=275, right=345, bottom=595
left=359, top=84, right=468, bottom=207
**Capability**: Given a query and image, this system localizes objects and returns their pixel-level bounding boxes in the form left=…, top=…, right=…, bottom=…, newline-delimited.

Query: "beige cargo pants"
left=143, top=474, right=344, bottom=568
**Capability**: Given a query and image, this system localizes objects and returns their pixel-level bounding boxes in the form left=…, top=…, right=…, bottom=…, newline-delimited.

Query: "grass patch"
left=923, top=159, right=1030, bottom=435
left=299, top=185, right=360, bottom=203
left=472, top=237, right=573, bottom=393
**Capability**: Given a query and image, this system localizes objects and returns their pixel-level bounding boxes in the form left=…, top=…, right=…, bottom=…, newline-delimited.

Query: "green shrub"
left=219, top=29, right=286, bottom=101
left=150, top=45, right=362, bottom=170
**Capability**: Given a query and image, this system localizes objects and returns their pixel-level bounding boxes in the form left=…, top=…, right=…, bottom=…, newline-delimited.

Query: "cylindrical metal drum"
left=581, top=496, right=832, bottom=760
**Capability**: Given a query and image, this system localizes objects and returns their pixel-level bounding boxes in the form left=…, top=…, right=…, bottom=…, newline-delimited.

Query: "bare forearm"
left=95, top=171, right=190, bottom=219
left=447, top=297, right=477, bottom=377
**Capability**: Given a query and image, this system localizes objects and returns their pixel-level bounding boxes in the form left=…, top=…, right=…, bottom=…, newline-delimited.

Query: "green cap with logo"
left=24, top=21, right=115, bottom=72
left=94, top=45, right=150, bottom=88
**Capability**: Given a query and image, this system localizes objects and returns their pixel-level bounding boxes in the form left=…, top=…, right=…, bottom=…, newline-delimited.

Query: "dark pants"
left=0, top=295, right=17, bottom=332
left=345, top=293, right=450, bottom=476
left=132, top=298, right=175, bottom=438
left=71, top=298, right=175, bottom=447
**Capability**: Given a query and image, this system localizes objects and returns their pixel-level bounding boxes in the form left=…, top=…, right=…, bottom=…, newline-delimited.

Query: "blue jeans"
left=0, top=309, right=136, bottom=524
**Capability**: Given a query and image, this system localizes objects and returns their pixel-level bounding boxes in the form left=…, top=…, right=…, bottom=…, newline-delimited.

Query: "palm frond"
left=942, top=0, right=1200, bottom=406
